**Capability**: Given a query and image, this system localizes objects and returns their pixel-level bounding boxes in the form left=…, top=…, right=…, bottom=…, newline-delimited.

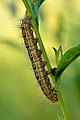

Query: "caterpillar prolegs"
left=20, top=15, right=58, bottom=103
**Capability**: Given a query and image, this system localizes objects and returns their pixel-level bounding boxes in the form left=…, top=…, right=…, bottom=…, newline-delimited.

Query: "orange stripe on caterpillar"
left=20, top=15, right=58, bottom=103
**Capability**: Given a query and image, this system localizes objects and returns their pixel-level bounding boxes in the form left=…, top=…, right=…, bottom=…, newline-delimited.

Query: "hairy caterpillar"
left=20, top=15, right=58, bottom=103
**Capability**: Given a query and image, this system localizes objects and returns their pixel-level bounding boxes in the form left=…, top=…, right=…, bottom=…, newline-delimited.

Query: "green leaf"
left=36, top=0, right=45, bottom=9
left=53, top=47, right=59, bottom=66
left=55, top=44, right=80, bottom=81
left=53, top=45, right=63, bottom=66
left=34, top=0, right=44, bottom=26
left=27, top=0, right=38, bottom=25
left=58, top=45, right=63, bottom=59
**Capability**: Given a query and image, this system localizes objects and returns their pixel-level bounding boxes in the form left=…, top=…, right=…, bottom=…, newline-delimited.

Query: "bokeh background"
left=0, top=0, right=80, bottom=120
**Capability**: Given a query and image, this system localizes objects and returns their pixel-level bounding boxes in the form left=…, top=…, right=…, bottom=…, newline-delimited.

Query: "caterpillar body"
left=20, top=15, right=58, bottom=103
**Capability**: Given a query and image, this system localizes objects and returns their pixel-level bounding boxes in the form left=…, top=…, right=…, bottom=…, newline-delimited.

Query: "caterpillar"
left=20, top=15, right=58, bottom=103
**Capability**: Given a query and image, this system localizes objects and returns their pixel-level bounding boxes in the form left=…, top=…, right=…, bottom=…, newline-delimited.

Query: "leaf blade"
left=53, top=47, right=59, bottom=66
left=55, top=44, right=80, bottom=81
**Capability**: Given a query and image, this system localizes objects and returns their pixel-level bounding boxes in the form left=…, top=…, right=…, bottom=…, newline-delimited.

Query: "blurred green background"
left=0, top=0, right=80, bottom=120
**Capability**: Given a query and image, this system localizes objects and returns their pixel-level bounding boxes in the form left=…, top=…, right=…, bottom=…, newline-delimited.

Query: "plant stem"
left=21, top=0, right=69, bottom=119
left=56, top=83, right=69, bottom=120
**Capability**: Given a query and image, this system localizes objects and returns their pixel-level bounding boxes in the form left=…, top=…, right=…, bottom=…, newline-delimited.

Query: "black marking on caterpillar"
left=20, top=15, right=58, bottom=103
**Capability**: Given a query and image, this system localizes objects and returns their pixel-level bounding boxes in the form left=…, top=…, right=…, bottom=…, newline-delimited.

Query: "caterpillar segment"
left=20, top=15, right=58, bottom=103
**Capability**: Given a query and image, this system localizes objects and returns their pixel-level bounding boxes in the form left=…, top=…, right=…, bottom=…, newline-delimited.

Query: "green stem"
left=21, top=0, right=69, bottom=119
left=56, top=83, right=69, bottom=120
